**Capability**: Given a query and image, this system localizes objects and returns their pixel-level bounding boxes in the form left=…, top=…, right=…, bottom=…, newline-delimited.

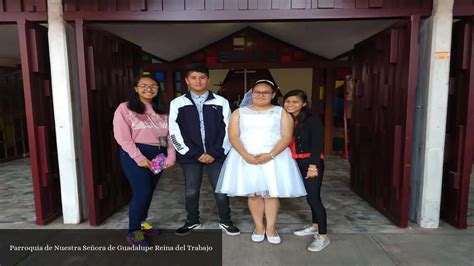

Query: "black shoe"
left=175, top=220, right=201, bottom=236
left=219, top=221, right=240, bottom=236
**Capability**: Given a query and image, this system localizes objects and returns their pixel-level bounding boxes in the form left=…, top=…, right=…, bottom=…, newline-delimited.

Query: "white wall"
left=269, top=68, right=313, bottom=98
left=209, top=69, right=229, bottom=93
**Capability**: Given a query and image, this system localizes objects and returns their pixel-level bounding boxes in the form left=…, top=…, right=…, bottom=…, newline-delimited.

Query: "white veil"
left=239, top=89, right=253, bottom=107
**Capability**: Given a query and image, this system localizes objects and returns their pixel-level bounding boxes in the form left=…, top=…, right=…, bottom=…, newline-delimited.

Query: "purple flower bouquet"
left=150, top=153, right=167, bottom=174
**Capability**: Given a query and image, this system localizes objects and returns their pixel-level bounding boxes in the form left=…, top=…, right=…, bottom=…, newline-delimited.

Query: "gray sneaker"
left=293, top=224, right=319, bottom=236
left=307, top=235, right=330, bottom=252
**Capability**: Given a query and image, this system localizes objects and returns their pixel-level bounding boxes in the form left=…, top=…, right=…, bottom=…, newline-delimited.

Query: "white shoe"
left=307, top=235, right=330, bottom=252
left=266, top=230, right=281, bottom=244
left=251, top=229, right=265, bottom=242
left=293, top=224, right=319, bottom=236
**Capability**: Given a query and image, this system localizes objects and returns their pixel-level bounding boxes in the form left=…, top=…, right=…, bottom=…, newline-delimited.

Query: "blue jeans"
left=180, top=162, right=231, bottom=224
left=119, top=143, right=166, bottom=232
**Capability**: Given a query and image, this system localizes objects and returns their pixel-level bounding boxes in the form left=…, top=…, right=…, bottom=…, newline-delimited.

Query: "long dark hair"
left=283, top=89, right=312, bottom=128
left=127, top=74, right=166, bottom=114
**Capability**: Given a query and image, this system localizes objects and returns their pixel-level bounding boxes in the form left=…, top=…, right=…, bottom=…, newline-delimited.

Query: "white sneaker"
left=293, top=224, right=319, bottom=236
left=307, top=235, right=330, bottom=252
left=251, top=229, right=265, bottom=242
left=266, top=230, right=281, bottom=245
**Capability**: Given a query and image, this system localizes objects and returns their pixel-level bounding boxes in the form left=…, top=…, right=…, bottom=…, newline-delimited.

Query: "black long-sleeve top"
left=293, top=113, right=324, bottom=168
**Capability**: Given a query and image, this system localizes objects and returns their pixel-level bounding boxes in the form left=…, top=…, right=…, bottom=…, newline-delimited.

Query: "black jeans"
left=180, top=162, right=231, bottom=224
left=296, top=159, right=327, bottom=234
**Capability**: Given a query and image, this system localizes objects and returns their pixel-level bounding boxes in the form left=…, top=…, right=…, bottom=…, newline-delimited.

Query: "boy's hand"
left=198, top=153, right=215, bottom=164
left=198, top=153, right=207, bottom=163
left=203, top=154, right=215, bottom=164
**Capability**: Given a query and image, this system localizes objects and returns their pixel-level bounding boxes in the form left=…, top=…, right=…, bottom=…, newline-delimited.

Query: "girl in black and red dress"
left=283, top=89, right=330, bottom=252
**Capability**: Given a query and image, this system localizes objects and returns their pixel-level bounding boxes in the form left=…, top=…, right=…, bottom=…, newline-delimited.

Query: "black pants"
left=296, top=159, right=327, bottom=234
left=180, top=162, right=231, bottom=224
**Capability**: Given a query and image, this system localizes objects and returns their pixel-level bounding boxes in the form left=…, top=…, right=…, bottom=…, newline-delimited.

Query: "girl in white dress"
left=216, top=80, right=306, bottom=244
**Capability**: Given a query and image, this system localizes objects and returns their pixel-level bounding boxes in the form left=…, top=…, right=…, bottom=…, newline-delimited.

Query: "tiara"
left=254, top=79, right=275, bottom=86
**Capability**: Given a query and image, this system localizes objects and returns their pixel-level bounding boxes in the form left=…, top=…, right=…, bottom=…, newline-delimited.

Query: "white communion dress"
left=216, top=106, right=307, bottom=198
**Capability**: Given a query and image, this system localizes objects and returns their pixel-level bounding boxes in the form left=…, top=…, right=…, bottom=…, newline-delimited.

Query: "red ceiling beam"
left=62, top=8, right=431, bottom=21
left=0, top=13, right=47, bottom=22
left=143, top=61, right=351, bottom=72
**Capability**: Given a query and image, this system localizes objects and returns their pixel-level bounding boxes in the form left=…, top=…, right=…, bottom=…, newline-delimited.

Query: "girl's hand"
left=243, top=153, right=259, bottom=164
left=137, top=159, right=151, bottom=169
left=255, top=153, right=273, bottom=164
left=306, top=166, right=318, bottom=179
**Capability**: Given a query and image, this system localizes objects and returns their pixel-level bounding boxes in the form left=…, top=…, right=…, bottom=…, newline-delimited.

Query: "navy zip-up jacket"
left=168, top=91, right=231, bottom=163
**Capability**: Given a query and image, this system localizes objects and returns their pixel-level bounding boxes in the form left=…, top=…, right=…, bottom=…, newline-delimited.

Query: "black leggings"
left=296, top=159, right=327, bottom=234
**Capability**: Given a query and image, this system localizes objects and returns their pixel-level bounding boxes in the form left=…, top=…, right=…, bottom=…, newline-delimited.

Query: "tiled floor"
left=0, top=158, right=36, bottom=225
left=0, top=156, right=473, bottom=232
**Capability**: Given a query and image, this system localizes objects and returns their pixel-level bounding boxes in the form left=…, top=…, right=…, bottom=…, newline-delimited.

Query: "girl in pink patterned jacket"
left=113, top=74, right=176, bottom=247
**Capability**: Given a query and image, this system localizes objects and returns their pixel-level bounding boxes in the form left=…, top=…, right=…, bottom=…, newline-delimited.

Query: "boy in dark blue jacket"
left=169, top=63, right=240, bottom=236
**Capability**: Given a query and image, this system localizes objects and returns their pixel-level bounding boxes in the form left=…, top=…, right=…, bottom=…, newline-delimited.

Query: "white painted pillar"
left=415, top=0, right=454, bottom=228
left=47, top=0, right=81, bottom=224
